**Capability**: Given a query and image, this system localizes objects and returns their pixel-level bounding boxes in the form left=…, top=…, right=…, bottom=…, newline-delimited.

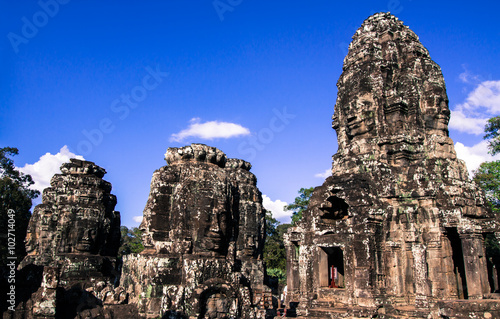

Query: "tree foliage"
left=473, top=160, right=500, bottom=214
left=0, top=147, right=40, bottom=264
left=118, top=226, right=144, bottom=258
left=475, top=118, right=500, bottom=268
left=263, top=210, right=291, bottom=285
left=484, top=115, right=500, bottom=155
left=284, top=187, right=314, bottom=225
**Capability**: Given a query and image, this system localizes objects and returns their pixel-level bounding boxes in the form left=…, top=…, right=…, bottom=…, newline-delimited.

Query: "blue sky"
left=1, top=1, right=500, bottom=226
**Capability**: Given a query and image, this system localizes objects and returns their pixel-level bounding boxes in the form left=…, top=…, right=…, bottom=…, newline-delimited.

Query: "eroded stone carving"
left=8, top=159, right=132, bottom=318
left=121, top=144, right=269, bottom=318
left=23, top=159, right=120, bottom=262
left=285, top=12, right=500, bottom=318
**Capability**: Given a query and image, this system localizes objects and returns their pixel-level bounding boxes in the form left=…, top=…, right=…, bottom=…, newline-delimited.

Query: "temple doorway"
left=198, top=289, right=238, bottom=319
left=446, top=227, right=468, bottom=299
left=484, top=233, right=500, bottom=293
left=319, top=247, right=344, bottom=288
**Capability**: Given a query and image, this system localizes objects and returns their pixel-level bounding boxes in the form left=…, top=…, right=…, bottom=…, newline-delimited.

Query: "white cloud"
left=170, top=118, right=250, bottom=142
left=262, top=194, right=290, bottom=220
left=465, top=81, right=500, bottom=114
left=455, top=140, right=500, bottom=177
left=449, top=110, right=487, bottom=135
left=133, top=216, right=143, bottom=223
left=18, top=145, right=84, bottom=194
left=314, top=168, right=331, bottom=179
left=449, top=80, right=500, bottom=135
left=458, top=65, right=480, bottom=84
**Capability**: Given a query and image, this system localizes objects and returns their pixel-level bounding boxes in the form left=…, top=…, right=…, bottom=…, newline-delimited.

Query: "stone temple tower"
left=120, top=144, right=269, bottom=318
left=285, top=13, right=500, bottom=318
left=14, top=159, right=126, bottom=318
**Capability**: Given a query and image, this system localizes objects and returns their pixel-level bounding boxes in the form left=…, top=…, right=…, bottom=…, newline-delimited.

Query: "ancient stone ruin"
left=23, top=159, right=120, bottom=264
left=4, top=11, right=500, bottom=319
left=4, top=147, right=270, bottom=318
left=121, top=144, right=269, bottom=318
left=11, top=159, right=130, bottom=318
left=284, top=12, right=500, bottom=318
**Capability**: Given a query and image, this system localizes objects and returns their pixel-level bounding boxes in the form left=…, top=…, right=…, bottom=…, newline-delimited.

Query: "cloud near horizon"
left=133, top=216, right=143, bottom=223
left=170, top=118, right=250, bottom=142
left=18, top=146, right=84, bottom=196
left=449, top=80, right=500, bottom=135
left=455, top=140, right=500, bottom=177
left=315, top=168, right=332, bottom=179
left=262, top=194, right=289, bottom=221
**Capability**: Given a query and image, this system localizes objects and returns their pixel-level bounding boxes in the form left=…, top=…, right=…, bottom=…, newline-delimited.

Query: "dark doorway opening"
left=319, top=247, right=344, bottom=288
left=484, top=233, right=500, bottom=293
left=320, top=196, right=349, bottom=222
left=446, top=227, right=468, bottom=299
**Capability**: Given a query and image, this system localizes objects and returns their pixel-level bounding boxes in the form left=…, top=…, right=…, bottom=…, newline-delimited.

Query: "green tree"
left=0, top=147, right=40, bottom=264
left=474, top=117, right=500, bottom=273
left=284, top=187, right=314, bottom=225
left=484, top=115, right=500, bottom=155
left=473, top=161, right=500, bottom=214
left=263, top=210, right=291, bottom=285
left=118, top=226, right=144, bottom=258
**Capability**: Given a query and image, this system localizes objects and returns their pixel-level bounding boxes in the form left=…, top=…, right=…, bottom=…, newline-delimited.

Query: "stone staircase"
left=289, top=299, right=379, bottom=318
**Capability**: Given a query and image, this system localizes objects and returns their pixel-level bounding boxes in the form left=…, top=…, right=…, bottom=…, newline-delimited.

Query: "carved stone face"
left=72, top=218, right=99, bottom=253
left=425, top=97, right=450, bottom=133
left=75, top=227, right=98, bottom=253
left=345, top=93, right=376, bottom=139
left=171, top=176, right=231, bottom=256
left=193, top=186, right=230, bottom=256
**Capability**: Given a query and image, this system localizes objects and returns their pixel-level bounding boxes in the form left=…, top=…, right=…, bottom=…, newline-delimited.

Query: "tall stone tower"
left=14, top=159, right=127, bottom=318
left=121, top=144, right=269, bottom=318
left=285, top=13, right=500, bottom=318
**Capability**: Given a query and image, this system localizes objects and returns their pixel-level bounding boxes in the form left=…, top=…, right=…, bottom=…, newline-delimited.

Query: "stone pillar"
left=412, top=243, right=431, bottom=308
left=426, top=237, right=445, bottom=299
left=298, top=244, right=314, bottom=309
left=284, top=233, right=301, bottom=305
left=461, top=234, right=489, bottom=299
left=32, top=267, right=59, bottom=318
left=353, top=235, right=375, bottom=307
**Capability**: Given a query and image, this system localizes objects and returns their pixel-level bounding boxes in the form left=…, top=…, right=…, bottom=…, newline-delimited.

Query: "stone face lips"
left=123, top=143, right=268, bottom=318
left=286, top=12, right=500, bottom=318
left=23, top=158, right=120, bottom=265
